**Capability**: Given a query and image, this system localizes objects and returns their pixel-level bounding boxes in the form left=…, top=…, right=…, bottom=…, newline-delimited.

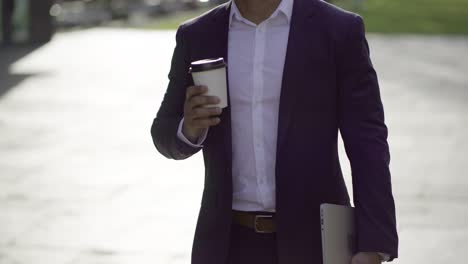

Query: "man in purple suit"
left=151, top=0, right=398, bottom=263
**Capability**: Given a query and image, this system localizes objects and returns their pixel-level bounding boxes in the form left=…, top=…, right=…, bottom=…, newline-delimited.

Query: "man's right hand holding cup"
left=182, top=85, right=222, bottom=143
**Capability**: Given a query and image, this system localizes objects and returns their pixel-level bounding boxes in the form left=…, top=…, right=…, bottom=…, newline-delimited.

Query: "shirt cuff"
left=177, top=117, right=208, bottom=147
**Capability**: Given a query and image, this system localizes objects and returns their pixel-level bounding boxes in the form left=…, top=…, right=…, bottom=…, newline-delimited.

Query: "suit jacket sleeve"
left=151, top=26, right=202, bottom=160
left=337, top=16, right=399, bottom=259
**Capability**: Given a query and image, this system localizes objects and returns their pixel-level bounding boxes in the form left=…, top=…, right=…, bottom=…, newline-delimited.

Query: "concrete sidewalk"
left=0, top=29, right=467, bottom=263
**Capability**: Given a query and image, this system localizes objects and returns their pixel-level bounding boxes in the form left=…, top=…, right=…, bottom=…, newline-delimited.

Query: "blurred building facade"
left=0, top=0, right=229, bottom=46
left=0, top=0, right=54, bottom=45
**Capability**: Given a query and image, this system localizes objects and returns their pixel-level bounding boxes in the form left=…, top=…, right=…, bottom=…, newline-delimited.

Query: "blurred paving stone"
left=68, top=252, right=169, bottom=264
left=0, top=29, right=467, bottom=263
left=0, top=248, right=77, bottom=264
left=365, top=35, right=468, bottom=263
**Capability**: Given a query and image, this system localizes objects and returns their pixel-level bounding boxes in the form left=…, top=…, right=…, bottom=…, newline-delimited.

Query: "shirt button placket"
left=252, top=24, right=260, bottom=207
left=256, top=22, right=268, bottom=208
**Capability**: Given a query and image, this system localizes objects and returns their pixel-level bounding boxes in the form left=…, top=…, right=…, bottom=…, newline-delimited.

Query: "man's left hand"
left=351, top=252, right=382, bottom=264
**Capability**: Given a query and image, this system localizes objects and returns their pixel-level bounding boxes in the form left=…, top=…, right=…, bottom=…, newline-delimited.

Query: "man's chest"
left=227, top=24, right=290, bottom=104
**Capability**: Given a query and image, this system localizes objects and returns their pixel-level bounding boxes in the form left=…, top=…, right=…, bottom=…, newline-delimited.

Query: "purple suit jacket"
left=151, top=0, right=399, bottom=263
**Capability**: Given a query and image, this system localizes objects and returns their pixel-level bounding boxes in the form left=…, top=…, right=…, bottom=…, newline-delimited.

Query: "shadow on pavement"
left=0, top=44, right=44, bottom=98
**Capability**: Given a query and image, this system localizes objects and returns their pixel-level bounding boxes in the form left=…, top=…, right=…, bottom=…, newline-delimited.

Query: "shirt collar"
left=229, top=0, right=294, bottom=27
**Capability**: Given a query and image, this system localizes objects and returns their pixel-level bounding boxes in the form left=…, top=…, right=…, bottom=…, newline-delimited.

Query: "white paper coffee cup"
left=189, top=58, right=228, bottom=108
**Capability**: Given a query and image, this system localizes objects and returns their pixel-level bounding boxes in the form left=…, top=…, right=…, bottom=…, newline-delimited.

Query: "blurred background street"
left=1, top=0, right=468, bottom=263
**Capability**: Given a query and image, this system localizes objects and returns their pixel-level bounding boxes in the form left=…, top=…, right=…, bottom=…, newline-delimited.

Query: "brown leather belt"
left=232, top=210, right=276, bottom=233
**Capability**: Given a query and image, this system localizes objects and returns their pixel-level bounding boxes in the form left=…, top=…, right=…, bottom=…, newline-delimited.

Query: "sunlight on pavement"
left=0, top=29, right=468, bottom=263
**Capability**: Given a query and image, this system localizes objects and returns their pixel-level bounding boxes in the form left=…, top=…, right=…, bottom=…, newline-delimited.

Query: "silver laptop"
left=320, top=203, right=356, bottom=264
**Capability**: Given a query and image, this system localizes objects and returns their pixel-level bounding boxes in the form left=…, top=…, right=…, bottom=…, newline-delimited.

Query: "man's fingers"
left=189, top=95, right=220, bottom=108
left=186, top=85, right=207, bottom=100
left=192, top=107, right=222, bottom=119
left=184, top=86, right=222, bottom=130
left=190, top=117, right=221, bottom=128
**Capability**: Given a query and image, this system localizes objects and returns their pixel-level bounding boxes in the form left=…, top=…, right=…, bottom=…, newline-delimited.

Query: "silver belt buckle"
left=254, top=214, right=273, bottom=233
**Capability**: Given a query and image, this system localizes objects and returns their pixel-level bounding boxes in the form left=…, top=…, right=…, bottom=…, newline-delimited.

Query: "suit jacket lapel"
left=276, top=0, right=320, bottom=155
left=211, top=2, right=233, bottom=165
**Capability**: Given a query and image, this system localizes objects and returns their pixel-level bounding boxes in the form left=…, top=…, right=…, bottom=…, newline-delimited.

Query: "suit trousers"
left=226, top=222, right=278, bottom=264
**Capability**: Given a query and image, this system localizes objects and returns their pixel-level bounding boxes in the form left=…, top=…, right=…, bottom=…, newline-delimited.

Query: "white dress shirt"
left=178, top=0, right=293, bottom=212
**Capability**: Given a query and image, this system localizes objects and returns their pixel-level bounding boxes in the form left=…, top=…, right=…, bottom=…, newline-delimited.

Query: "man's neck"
left=234, top=0, right=282, bottom=25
